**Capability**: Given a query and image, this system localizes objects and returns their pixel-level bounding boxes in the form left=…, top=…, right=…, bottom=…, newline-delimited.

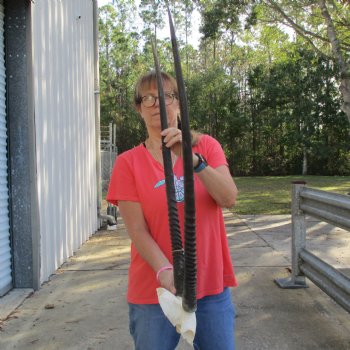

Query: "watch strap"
left=194, top=153, right=208, bottom=173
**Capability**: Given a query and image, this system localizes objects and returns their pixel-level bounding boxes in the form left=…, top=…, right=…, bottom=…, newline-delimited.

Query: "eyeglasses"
left=140, top=93, right=176, bottom=108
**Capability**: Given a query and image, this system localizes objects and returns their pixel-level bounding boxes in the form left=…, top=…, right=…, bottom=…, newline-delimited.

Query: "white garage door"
left=0, top=0, right=12, bottom=297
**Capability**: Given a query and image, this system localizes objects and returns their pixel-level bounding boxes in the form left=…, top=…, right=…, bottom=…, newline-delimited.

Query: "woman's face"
left=137, top=80, right=179, bottom=132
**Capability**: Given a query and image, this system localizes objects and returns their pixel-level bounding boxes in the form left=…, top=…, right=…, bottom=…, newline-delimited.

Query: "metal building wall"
left=32, top=0, right=98, bottom=282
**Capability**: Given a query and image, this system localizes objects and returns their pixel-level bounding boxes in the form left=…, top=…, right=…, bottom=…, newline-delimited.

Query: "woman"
left=107, top=71, right=238, bottom=350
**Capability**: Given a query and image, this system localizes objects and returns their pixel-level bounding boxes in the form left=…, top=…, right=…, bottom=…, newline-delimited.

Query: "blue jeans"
left=129, top=288, right=235, bottom=350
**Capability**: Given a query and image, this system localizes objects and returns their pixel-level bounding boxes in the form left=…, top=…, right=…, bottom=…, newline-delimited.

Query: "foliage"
left=98, top=0, right=350, bottom=175
left=199, top=0, right=350, bottom=122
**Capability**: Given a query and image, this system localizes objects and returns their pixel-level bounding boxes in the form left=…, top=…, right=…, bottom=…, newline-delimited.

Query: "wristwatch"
left=194, top=153, right=208, bottom=173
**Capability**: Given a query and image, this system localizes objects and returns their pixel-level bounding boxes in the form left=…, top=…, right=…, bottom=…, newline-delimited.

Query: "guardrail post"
left=275, top=181, right=308, bottom=288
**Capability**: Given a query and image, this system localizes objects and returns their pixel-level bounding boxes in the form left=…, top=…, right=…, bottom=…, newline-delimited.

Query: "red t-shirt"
left=107, top=134, right=237, bottom=304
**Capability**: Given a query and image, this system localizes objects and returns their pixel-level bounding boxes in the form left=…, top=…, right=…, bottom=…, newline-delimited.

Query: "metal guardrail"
left=275, top=182, right=350, bottom=313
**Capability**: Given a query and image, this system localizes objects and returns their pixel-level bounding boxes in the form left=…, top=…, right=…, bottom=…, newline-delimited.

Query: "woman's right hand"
left=161, top=127, right=182, bottom=157
left=158, top=269, right=176, bottom=295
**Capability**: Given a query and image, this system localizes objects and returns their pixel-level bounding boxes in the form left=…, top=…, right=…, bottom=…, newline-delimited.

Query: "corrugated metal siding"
left=0, top=0, right=12, bottom=296
left=32, top=0, right=98, bottom=283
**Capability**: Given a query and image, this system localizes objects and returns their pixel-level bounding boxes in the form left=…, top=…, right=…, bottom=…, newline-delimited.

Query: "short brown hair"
left=134, top=70, right=201, bottom=145
left=134, top=71, right=178, bottom=106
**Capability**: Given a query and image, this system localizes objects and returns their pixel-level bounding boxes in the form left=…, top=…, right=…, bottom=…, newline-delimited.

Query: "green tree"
left=97, top=1, right=350, bottom=175
left=139, top=0, right=165, bottom=40
left=99, top=3, right=146, bottom=152
left=199, top=0, right=350, bottom=123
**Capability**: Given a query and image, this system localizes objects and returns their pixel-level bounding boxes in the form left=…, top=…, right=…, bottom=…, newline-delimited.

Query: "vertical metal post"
left=109, top=123, right=113, bottom=153
left=108, top=122, right=113, bottom=179
left=113, top=124, right=117, bottom=152
left=275, top=181, right=308, bottom=288
left=290, top=181, right=307, bottom=286
left=107, top=121, right=117, bottom=221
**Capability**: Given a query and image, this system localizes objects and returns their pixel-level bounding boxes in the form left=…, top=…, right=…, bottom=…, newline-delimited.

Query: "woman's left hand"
left=161, top=127, right=182, bottom=157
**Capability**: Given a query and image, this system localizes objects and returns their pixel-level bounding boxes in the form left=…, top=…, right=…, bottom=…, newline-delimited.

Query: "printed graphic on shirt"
left=154, top=175, right=184, bottom=202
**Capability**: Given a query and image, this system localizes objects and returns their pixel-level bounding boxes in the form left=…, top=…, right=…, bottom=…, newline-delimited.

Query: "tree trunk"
left=302, top=145, right=307, bottom=175
left=318, top=1, right=350, bottom=123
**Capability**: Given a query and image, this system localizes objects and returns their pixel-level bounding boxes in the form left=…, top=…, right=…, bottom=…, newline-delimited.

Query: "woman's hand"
left=158, top=269, right=176, bottom=295
left=161, top=127, right=182, bottom=157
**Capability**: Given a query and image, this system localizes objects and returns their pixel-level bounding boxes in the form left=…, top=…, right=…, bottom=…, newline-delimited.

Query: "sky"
left=97, top=0, right=201, bottom=48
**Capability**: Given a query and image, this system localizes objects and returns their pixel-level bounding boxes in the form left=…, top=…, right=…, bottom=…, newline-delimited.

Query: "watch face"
left=199, top=154, right=207, bottom=165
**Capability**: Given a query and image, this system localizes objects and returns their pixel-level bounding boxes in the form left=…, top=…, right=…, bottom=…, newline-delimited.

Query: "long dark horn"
left=167, top=9, right=197, bottom=313
left=151, top=40, right=184, bottom=297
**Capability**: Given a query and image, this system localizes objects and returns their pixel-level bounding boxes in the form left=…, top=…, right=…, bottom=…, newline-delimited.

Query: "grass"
left=232, top=175, right=350, bottom=215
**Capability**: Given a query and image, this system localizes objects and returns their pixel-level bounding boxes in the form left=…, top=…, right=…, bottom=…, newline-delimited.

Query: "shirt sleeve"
left=198, top=135, right=228, bottom=169
left=106, top=153, right=139, bottom=206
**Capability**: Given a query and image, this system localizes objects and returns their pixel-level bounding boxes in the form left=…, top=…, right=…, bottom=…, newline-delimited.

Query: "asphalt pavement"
left=0, top=211, right=349, bottom=350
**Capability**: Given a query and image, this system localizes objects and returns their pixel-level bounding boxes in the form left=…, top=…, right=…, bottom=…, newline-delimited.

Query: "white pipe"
left=92, top=0, right=102, bottom=227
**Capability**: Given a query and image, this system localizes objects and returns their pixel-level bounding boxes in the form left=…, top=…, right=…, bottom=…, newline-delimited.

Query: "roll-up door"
left=0, top=0, right=12, bottom=297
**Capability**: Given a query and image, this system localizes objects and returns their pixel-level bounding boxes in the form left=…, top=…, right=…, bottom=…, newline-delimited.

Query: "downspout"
left=92, top=0, right=102, bottom=226
left=92, top=0, right=116, bottom=228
